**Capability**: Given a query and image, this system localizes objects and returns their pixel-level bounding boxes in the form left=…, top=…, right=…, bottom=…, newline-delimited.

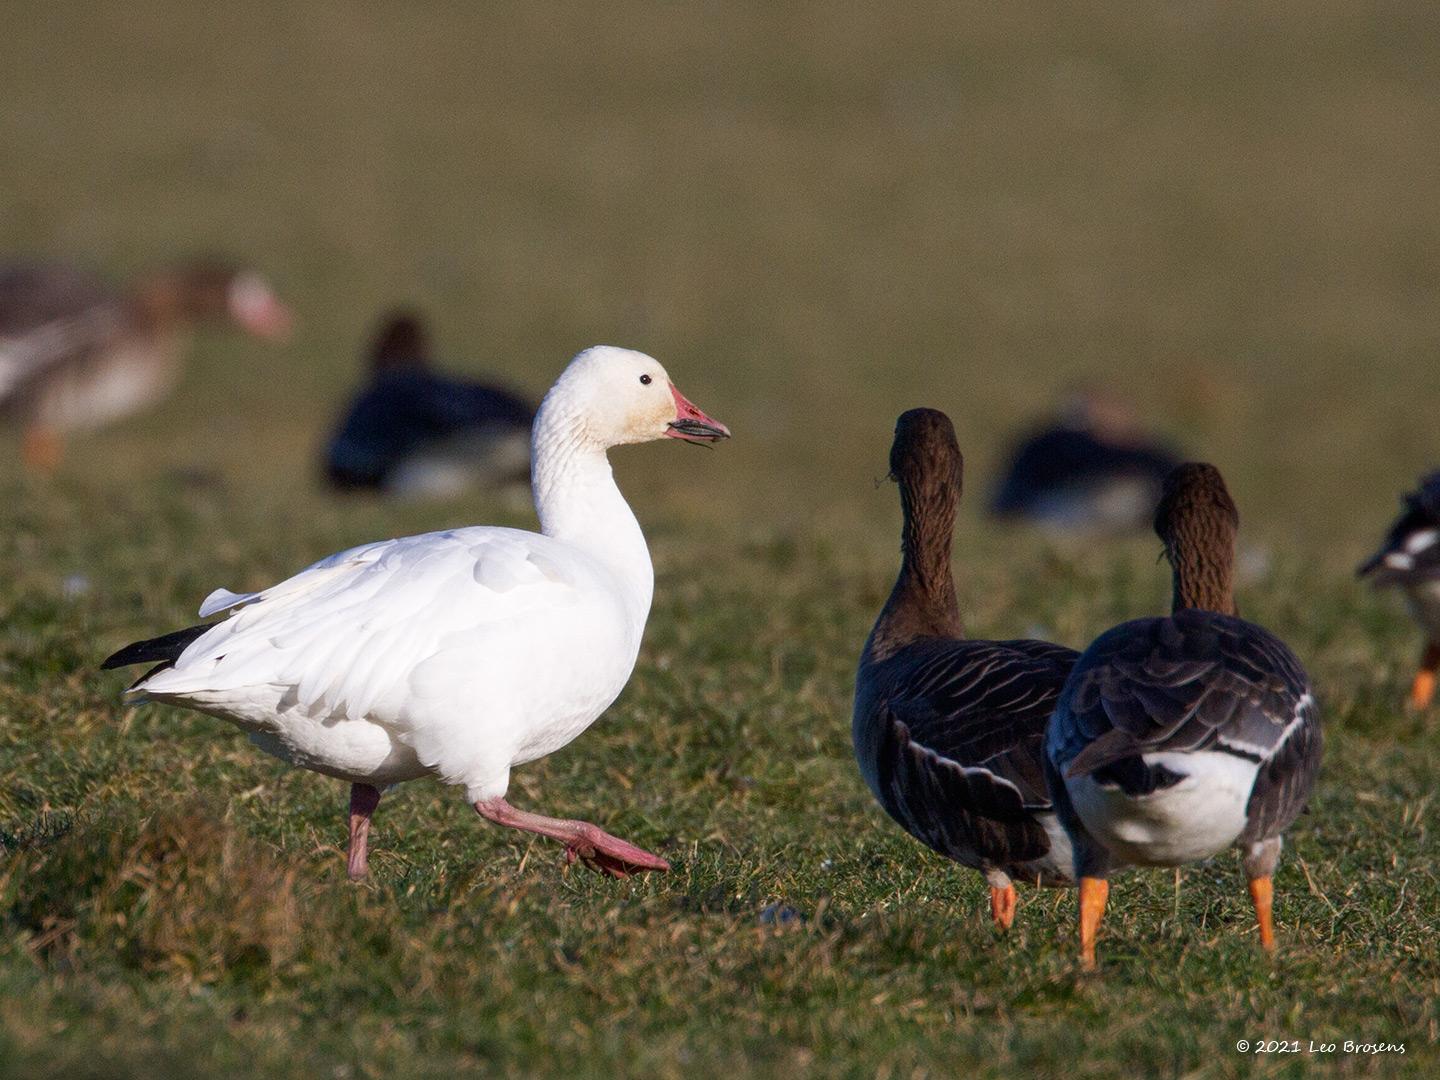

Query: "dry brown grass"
left=7, top=802, right=300, bottom=984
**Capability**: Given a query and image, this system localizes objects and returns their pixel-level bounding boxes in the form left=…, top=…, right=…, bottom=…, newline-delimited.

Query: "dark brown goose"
left=1044, top=463, right=1322, bottom=969
left=990, top=390, right=1180, bottom=534
left=1356, top=471, right=1440, bottom=709
left=323, top=311, right=535, bottom=497
left=853, top=408, right=1079, bottom=930
left=0, top=258, right=292, bottom=469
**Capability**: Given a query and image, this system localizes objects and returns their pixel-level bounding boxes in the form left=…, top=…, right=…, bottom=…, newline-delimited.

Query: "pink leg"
left=473, top=797, right=670, bottom=879
left=348, top=783, right=382, bottom=879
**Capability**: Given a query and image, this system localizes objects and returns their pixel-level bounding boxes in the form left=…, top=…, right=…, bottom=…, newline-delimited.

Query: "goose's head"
left=366, top=311, right=431, bottom=373
left=889, top=407, right=962, bottom=494
left=136, top=260, right=294, bottom=341
left=1154, top=462, right=1238, bottom=550
left=551, top=346, right=731, bottom=448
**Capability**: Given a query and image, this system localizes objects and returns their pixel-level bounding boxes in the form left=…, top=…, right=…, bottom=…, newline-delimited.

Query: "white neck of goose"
left=530, top=386, right=654, bottom=627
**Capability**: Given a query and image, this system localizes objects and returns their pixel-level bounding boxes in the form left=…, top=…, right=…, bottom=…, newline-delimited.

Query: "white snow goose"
left=0, top=258, right=292, bottom=470
left=1045, top=463, right=1322, bottom=969
left=1356, top=471, right=1440, bottom=709
left=103, top=346, right=729, bottom=880
left=853, top=409, right=1080, bottom=930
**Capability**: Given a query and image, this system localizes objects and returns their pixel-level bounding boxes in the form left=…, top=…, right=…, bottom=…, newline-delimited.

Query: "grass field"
left=2, top=2, right=1438, bottom=1076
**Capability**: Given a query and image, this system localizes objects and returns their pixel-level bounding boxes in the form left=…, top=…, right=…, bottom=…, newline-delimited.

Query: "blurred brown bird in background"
left=0, top=258, right=292, bottom=471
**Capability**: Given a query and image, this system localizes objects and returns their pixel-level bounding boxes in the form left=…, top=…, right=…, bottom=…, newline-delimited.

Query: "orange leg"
left=1248, top=875, right=1275, bottom=953
left=22, top=427, right=63, bottom=473
left=1079, top=877, right=1109, bottom=970
left=989, top=883, right=1017, bottom=931
left=1409, top=642, right=1440, bottom=709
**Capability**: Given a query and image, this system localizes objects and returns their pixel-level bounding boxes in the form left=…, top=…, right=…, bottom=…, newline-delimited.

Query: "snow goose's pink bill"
left=227, top=273, right=295, bottom=342
left=665, top=383, right=730, bottom=443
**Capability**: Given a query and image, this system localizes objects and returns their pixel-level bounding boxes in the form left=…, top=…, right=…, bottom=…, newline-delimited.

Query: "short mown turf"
left=3, top=3, right=1438, bottom=1076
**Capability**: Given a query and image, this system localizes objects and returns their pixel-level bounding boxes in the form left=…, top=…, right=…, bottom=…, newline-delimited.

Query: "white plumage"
left=138, top=528, right=632, bottom=799
left=107, top=345, right=730, bottom=878
left=1065, top=751, right=1259, bottom=867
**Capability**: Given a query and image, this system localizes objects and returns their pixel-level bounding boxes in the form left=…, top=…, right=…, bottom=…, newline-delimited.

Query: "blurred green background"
left=4, top=1, right=1437, bottom=547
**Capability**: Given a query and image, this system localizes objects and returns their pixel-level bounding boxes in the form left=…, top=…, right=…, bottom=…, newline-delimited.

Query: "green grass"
left=2, top=2, right=1439, bottom=1076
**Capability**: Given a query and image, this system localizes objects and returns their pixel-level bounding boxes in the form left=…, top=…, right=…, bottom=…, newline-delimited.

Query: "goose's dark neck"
left=1167, top=527, right=1237, bottom=616
left=867, top=474, right=962, bottom=663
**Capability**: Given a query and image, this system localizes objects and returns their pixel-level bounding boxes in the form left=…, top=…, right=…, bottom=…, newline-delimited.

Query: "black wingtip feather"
left=1063, top=728, right=1138, bottom=779
left=1355, top=551, right=1385, bottom=579
left=101, top=624, right=211, bottom=671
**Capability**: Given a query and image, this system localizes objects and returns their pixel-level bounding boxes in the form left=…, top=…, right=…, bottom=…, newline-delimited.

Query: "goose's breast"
left=505, top=616, right=642, bottom=765
left=402, top=586, right=644, bottom=768
left=33, top=340, right=178, bottom=430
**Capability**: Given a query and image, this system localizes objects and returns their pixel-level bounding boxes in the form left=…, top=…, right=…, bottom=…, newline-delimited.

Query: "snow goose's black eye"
left=639, top=374, right=652, bottom=385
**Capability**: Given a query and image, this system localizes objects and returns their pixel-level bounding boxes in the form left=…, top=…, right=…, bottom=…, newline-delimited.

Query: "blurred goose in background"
left=990, top=390, right=1180, bottom=534
left=324, top=311, right=536, bottom=498
left=0, top=258, right=292, bottom=470
left=853, top=408, right=1080, bottom=930
left=1357, top=471, right=1440, bottom=709
left=1045, top=464, right=1322, bottom=969
left=104, top=346, right=729, bottom=881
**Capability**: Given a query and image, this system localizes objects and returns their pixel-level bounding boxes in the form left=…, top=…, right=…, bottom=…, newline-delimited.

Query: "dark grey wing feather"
left=892, top=639, right=1079, bottom=807
left=877, top=705, right=1051, bottom=866
left=100, top=622, right=213, bottom=690
left=1005, top=637, right=1084, bottom=667
left=101, top=624, right=211, bottom=671
left=1053, top=611, right=1321, bottom=832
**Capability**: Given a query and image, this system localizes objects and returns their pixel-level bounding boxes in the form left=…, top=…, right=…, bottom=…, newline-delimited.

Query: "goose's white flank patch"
left=1405, top=528, right=1439, bottom=554
left=1068, top=751, right=1259, bottom=866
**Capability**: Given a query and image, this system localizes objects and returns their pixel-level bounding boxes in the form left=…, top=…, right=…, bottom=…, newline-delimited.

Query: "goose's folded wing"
left=893, top=640, right=1079, bottom=806
left=135, top=527, right=592, bottom=727
left=0, top=307, right=127, bottom=403
left=0, top=265, right=123, bottom=403
left=866, top=640, right=1078, bottom=867
left=878, top=699, right=1053, bottom=864
left=1240, top=687, right=1322, bottom=843
left=1055, top=613, right=1319, bottom=799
